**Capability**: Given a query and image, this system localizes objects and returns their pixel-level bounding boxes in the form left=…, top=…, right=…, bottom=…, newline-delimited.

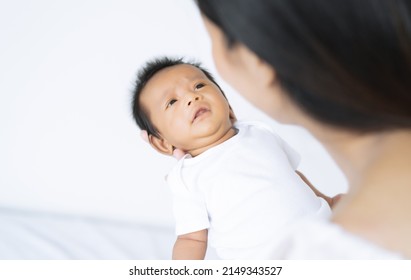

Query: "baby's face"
left=140, top=64, right=234, bottom=155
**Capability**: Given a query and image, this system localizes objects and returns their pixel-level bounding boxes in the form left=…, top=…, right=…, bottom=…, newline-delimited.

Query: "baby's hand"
left=140, top=130, right=187, bottom=160
left=330, top=193, right=344, bottom=208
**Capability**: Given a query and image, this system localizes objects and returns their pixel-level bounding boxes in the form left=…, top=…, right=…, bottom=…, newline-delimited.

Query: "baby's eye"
left=195, top=83, right=205, bottom=90
left=167, top=99, right=177, bottom=107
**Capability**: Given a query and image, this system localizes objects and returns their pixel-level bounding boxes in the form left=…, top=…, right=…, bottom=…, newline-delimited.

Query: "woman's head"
left=198, top=0, right=411, bottom=132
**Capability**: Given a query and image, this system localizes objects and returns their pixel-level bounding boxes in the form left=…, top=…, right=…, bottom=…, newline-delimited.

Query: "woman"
left=197, top=0, right=411, bottom=258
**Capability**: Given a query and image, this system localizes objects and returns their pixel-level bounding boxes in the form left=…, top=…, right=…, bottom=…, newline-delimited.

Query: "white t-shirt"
left=166, top=121, right=331, bottom=259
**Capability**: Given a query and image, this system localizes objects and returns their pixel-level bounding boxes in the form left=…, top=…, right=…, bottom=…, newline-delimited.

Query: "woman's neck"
left=282, top=96, right=411, bottom=256
left=317, top=127, right=411, bottom=257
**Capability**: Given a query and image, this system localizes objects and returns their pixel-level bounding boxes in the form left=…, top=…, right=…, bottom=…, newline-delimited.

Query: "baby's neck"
left=188, top=126, right=238, bottom=157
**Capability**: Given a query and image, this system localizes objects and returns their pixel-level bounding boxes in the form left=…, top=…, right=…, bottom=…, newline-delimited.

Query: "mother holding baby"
left=196, top=0, right=411, bottom=258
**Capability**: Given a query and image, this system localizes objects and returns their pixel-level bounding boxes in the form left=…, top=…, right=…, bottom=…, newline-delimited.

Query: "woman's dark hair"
left=198, top=0, right=411, bottom=132
left=131, top=56, right=225, bottom=137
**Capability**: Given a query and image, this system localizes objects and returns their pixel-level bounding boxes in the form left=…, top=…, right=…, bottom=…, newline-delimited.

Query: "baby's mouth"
left=192, top=107, right=210, bottom=122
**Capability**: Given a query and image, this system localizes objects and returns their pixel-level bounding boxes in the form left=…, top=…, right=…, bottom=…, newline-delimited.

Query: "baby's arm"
left=296, top=170, right=343, bottom=208
left=172, top=229, right=208, bottom=260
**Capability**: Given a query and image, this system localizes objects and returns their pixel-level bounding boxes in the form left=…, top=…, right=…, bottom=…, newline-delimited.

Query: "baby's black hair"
left=131, top=56, right=225, bottom=137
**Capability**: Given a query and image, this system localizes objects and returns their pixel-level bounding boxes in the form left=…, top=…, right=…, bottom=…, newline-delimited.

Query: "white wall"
left=0, top=0, right=347, bottom=227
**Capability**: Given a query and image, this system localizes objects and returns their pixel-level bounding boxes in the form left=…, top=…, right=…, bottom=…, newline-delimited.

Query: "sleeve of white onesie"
left=166, top=162, right=210, bottom=236
left=274, top=135, right=301, bottom=170
left=251, top=121, right=301, bottom=170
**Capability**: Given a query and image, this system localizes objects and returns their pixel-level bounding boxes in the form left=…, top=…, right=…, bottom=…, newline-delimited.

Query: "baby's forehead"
left=147, top=64, right=208, bottom=92
left=156, top=64, right=208, bottom=82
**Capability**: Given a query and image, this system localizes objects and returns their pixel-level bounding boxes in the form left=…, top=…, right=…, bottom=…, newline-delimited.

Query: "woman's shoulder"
left=273, top=217, right=404, bottom=259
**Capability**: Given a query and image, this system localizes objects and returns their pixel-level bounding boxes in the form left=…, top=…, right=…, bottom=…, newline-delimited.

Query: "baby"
left=131, top=57, right=334, bottom=260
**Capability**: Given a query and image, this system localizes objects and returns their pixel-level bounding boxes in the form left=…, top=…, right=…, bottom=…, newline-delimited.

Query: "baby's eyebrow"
left=159, top=86, right=174, bottom=100
left=158, top=73, right=208, bottom=101
left=189, top=74, right=207, bottom=81
left=160, top=88, right=176, bottom=107
left=183, top=71, right=206, bottom=81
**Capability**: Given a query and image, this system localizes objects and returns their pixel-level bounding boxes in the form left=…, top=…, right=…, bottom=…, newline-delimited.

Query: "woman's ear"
left=148, top=134, right=174, bottom=155
left=241, top=45, right=277, bottom=87
left=257, top=59, right=277, bottom=87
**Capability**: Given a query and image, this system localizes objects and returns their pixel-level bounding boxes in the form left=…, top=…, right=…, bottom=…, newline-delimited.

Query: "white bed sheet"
left=0, top=207, right=175, bottom=259
left=0, top=207, right=220, bottom=260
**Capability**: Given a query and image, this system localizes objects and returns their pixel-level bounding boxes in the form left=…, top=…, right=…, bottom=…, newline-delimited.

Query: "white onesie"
left=166, top=121, right=331, bottom=259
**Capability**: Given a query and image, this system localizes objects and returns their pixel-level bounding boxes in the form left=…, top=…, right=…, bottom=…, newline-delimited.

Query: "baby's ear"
left=148, top=134, right=174, bottom=155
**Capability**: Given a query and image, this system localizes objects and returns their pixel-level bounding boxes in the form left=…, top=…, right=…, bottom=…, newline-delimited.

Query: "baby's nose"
left=187, top=96, right=200, bottom=106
